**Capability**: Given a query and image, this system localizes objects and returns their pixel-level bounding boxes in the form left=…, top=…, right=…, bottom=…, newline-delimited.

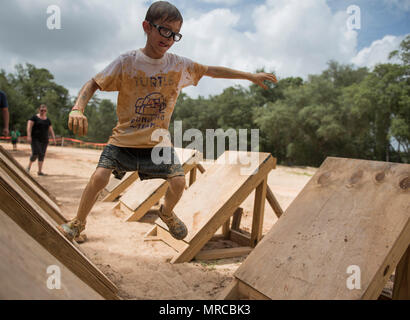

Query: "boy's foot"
left=57, top=218, right=86, bottom=242
left=26, top=167, right=30, bottom=173
left=38, top=172, right=47, bottom=176
left=158, top=205, right=187, bottom=240
left=74, top=233, right=87, bottom=244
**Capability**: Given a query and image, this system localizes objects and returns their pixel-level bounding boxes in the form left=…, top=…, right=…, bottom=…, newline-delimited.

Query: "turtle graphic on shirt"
left=135, top=92, right=167, bottom=116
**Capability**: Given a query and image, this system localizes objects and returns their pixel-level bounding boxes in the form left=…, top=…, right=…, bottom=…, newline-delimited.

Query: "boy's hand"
left=251, top=72, right=278, bottom=90
left=68, top=109, right=88, bottom=136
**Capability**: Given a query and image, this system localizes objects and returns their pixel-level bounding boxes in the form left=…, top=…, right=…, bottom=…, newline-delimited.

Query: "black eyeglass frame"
left=149, top=22, right=182, bottom=42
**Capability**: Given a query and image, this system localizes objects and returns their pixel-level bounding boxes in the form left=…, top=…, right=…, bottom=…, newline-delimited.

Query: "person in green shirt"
left=10, top=126, right=21, bottom=151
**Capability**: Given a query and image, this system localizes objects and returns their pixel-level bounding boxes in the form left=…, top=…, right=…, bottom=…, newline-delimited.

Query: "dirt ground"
left=2, top=141, right=316, bottom=300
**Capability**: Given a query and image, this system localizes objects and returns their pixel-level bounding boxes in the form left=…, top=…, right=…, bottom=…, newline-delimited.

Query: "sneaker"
left=74, top=233, right=87, bottom=244
left=26, top=167, right=30, bottom=173
left=57, top=218, right=86, bottom=242
left=38, top=172, right=47, bottom=176
left=158, top=205, right=187, bottom=240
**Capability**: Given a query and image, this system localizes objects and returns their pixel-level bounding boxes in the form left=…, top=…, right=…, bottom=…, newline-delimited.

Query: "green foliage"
left=0, top=63, right=117, bottom=143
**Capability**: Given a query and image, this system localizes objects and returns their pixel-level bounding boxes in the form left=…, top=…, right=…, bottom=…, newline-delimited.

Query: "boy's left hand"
left=251, top=72, right=277, bottom=89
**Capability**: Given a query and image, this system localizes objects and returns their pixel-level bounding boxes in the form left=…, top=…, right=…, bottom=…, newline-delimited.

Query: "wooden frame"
left=0, top=148, right=67, bottom=224
left=144, top=151, right=280, bottom=263
left=220, top=157, right=410, bottom=300
left=0, top=166, right=120, bottom=300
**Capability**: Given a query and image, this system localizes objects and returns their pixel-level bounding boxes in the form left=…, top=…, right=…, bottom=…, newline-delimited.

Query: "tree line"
left=1, top=36, right=409, bottom=166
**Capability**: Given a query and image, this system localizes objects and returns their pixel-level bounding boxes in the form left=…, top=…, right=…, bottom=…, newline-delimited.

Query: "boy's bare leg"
left=158, top=175, right=188, bottom=240
left=76, top=167, right=112, bottom=222
left=162, top=175, right=186, bottom=215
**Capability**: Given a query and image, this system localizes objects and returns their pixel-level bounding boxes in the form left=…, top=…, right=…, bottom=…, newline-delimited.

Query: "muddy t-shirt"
left=93, top=49, right=208, bottom=148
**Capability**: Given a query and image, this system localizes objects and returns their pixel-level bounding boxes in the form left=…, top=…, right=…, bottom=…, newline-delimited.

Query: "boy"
left=59, top=1, right=277, bottom=242
left=11, top=126, right=21, bottom=151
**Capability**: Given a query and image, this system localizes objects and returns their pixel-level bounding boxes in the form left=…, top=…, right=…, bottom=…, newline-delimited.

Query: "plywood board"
left=0, top=209, right=103, bottom=300
left=0, top=166, right=119, bottom=300
left=0, top=145, right=58, bottom=204
left=0, top=150, right=67, bottom=224
left=234, top=157, right=410, bottom=300
left=154, top=151, right=276, bottom=263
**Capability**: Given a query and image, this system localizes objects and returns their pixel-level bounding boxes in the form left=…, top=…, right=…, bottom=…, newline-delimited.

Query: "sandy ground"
left=2, top=141, right=316, bottom=299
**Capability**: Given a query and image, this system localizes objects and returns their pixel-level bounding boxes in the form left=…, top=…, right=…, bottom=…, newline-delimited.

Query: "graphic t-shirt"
left=93, top=49, right=208, bottom=148
left=29, top=115, right=51, bottom=143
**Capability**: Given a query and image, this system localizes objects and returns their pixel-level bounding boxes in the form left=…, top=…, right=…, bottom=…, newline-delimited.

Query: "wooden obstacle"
left=119, top=149, right=205, bottom=222
left=0, top=145, right=67, bottom=224
left=144, top=151, right=280, bottom=263
left=0, top=164, right=120, bottom=299
left=101, top=147, right=203, bottom=202
left=0, top=209, right=103, bottom=300
left=220, top=157, right=410, bottom=300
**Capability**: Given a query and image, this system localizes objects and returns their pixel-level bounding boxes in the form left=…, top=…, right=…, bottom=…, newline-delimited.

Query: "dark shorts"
left=30, top=140, right=48, bottom=162
left=97, top=144, right=185, bottom=181
left=11, top=139, right=17, bottom=145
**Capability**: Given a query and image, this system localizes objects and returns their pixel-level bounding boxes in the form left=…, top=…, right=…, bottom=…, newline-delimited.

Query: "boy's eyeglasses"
left=149, top=22, right=182, bottom=42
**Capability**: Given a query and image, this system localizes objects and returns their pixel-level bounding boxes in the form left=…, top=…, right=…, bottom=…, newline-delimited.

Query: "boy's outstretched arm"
left=68, top=79, right=99, bottom=136
left=205, top=66, right=277, bottom=89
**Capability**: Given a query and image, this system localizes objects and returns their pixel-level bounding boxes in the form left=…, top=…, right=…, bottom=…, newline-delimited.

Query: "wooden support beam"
left=266, top=185, right=283, bottom=218
left=230, top=229, right=251, bottom=247
left=250, top=178, right=267, bottom=248
left=195, top=246, right=252, bottom=261
left=189, top=167, right=197, bottom=186
left=102, top=171, right=139, bottom=202
left=231, top=207, right=243, bottom=231
left=222, top=217, right=231, bottom=239
left=197, top=163, right=205, bottom=174
left=393, top=245, right=410, bottom=300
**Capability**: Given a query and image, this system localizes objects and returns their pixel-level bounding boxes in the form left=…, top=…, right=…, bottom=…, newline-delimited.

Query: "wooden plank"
left=250, top=178, right=267, bottom=248
left=217, top=279, right=239, bottom=300
left=195, top=247, right=252, bottom=261
left=230, top=229, right=251, bottom=247
left=266, top=185, right=283, bottom=218
left=189, top=167, right=197, bottom=186
left=156, top=225, right=189, bottom=253
left=0, top=209, right=103, bottom=300
left=234, top=157, right=410, bottom=300
left=122, top=179, right=168, bottom=222
left=393, top=245, right=410, bottom=300
left=164, top=151, right=275, bottom=263
left=0, top=152, right=67, bottom=224
left=231, top=207, right=243, bottom=231
left=102, top=171, right=139, bottom=202
left=0, top=167, right=119, bottom=300
left=222, top=217, right=231, bottom=239
left=0, top=145, right=58, bottom=204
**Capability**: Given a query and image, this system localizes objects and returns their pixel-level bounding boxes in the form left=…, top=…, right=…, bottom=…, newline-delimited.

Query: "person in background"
left=10, top=126, right=21, bottom=151
left=27, top=104, right=57, bottom=175
left=0, top=90, right=9, bottom=137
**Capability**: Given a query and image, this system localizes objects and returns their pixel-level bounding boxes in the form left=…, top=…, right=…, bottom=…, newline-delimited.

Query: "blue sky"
left=0, top=0, right=408, bottom=100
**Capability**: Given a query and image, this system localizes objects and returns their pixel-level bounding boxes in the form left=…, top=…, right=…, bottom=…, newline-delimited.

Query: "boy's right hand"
left=68, top=109, right=88, bottom=136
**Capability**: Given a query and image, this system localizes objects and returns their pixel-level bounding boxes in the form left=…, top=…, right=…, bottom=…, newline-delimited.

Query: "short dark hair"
left=145, top=1, right=183, bottom=24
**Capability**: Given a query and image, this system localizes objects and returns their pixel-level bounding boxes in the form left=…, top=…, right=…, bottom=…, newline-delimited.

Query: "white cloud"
left=351, top=35, right=405, bottom=68
left=201, top=0, right=241, bottom=5
left=176, top=0, right=359, bottom=97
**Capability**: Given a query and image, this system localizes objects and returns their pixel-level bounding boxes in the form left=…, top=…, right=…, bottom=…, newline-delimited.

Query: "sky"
left=0, top=0, right=409, bottom=102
